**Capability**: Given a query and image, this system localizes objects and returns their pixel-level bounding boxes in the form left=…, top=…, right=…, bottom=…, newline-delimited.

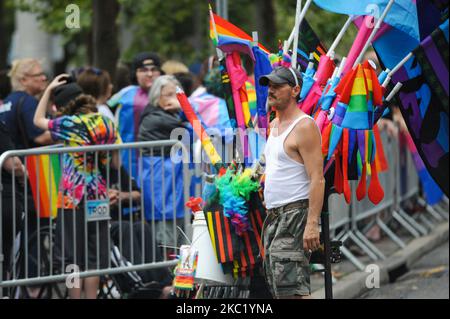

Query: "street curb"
left=312, top=222, right=449, bottom=299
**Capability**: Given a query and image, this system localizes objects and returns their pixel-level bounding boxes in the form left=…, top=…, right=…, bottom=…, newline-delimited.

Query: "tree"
left=0, top=0, right=15, bottom=69
left=14, top=0, right=92, bottom=73
left=9, top=0, right=359, bottom=77
left=254, top=0, right=277, bottom=51
left=118, top=0, right=211, bottom=64
left=92, top=0, right=120, bottom=81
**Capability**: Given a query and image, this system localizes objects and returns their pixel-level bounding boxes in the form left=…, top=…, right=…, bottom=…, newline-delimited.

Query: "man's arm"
left=33, top=130, right=54, bottom=146
left=108, top=189, right=140, bottom=206
left=296, top=120, right=325, bottom=252
left=111, top=150, right=120, bottom=170
left=34, top=74, right=68, bottom=130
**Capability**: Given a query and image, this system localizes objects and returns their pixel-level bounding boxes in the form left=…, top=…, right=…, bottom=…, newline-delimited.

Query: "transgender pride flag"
left=108, top=85, right=149, bottom=179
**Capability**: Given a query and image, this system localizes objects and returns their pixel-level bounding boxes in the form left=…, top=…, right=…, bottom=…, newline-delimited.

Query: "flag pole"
left=209, top=3, right=224, bottom=59
left=354, top=0, right=395, bottom=67
left=292, top=0, right=303, bottom=69
left=385, top=82, right=403, bottom=102
left=335, top=56, right=347, bottom=79
left=284, top=0, right=314, bottom=56
left=252, top=31, right=259, bottom=46
left=307, top=52, right=315, bottom=70
left=382, top=52, right=414, bottom=87
left=327, top=15, right=354, bottom=57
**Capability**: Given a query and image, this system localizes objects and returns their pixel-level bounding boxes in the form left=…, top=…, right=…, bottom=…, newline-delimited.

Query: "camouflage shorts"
left=262, top=200, right=311, bottom=298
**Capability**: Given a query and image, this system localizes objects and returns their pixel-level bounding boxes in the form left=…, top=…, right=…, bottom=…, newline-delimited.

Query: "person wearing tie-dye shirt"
left=34, top=74, right=121, bottom=299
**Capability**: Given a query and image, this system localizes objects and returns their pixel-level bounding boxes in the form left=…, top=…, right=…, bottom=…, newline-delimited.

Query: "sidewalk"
left=311, top=220, right=449, bottom=299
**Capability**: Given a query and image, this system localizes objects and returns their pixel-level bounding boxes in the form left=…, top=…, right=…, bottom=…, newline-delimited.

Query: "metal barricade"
left=328, top=128, right=432, bottom=270
left=0, top=140, right=191, bottom=298
left=328, top=193, right=351, bottom=233
left=391, top=132, right=428, bottom=238
left=347, top=131, right=399, bottom=261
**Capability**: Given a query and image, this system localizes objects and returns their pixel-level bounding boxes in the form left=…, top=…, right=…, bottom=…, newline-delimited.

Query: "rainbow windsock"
left=322, top=61, right=385, bottom=205
left=25, top=154, right=62, bottom=218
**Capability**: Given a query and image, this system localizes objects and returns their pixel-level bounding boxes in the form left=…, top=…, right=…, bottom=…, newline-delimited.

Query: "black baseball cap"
left=259, top=66, right=303, bottom=87
left=132, top=52, right=162, bottom=71
left=53, top=82, right=83, bottom=108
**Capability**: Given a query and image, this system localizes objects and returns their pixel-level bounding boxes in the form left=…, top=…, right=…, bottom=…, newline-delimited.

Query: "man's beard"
left=269, top=99, right=288, bottom=111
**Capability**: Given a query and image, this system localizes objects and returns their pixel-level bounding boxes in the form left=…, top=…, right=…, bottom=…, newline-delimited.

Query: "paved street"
left=360, top=241, right=449, bottom=299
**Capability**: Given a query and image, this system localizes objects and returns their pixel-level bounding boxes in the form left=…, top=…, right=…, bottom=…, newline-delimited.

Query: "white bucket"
left=191, top=211, right=233, bottom=285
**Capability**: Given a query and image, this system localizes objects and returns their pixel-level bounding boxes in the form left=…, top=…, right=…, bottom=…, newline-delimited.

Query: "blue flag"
left=252, top=46, right=272, bottom=132
left=313, top=0, right=440, bottom=41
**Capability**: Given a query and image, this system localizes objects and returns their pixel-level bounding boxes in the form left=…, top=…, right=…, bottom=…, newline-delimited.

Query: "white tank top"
left=263, top=115, right=319, bottom=209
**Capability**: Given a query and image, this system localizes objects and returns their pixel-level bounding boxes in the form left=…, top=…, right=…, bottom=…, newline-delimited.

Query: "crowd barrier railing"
left=2, top=132, right=446, bottom=296
left=0, top=140, right=191, bottom=298
left=328, top=128, right=448, bottom=271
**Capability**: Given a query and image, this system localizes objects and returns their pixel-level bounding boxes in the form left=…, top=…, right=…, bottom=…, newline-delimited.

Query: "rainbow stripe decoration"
left=176, top=87, right=223, bottom=170
left=173, top=245, right=198, bottom=296
left=204, top=192, right=266, bottom=278
left=245, top=81, right=257, bottom=126
left=25, top=154, right=62, bottom=218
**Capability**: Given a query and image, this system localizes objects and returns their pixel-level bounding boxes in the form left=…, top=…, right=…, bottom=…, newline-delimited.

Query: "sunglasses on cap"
left=137, top=65, right=161, bottom=73
left=71, top=67, right=103, bottom=79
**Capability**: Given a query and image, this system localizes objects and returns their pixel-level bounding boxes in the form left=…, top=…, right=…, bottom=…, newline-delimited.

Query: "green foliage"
left=11, top=0, right=360, bottom=68
left=118, top=0, right=210, bottom=64
left=14, top=0, right=91, bottom=41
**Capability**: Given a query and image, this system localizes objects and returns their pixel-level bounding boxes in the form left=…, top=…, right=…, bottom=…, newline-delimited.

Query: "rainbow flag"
left=26, top=154, right=62, bottom=218
left=209, top=12, right=270, bottom=57
left=295, top=19, right=328, bottom=71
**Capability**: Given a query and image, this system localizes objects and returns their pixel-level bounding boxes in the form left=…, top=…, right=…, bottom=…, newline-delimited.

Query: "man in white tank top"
left=259, top=66, right=325, bottom=299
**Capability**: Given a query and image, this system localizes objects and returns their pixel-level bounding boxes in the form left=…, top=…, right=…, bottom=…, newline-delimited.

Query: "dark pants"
left=53, top=207, right=109, bottom=272
left=1, top=192, right=23, bottom=280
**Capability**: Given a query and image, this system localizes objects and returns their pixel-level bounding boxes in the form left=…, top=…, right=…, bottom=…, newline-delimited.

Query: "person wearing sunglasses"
left=0, top=58, right=53, bottom=149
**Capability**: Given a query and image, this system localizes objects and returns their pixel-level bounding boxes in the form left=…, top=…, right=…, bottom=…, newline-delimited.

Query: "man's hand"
left=46, top=74, right=69, bottom=93
left=303, top=221, right=321, bottom=252
left=377, top=119, right=398, bottom=137
left=108, top=189, right=120, bottom=206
